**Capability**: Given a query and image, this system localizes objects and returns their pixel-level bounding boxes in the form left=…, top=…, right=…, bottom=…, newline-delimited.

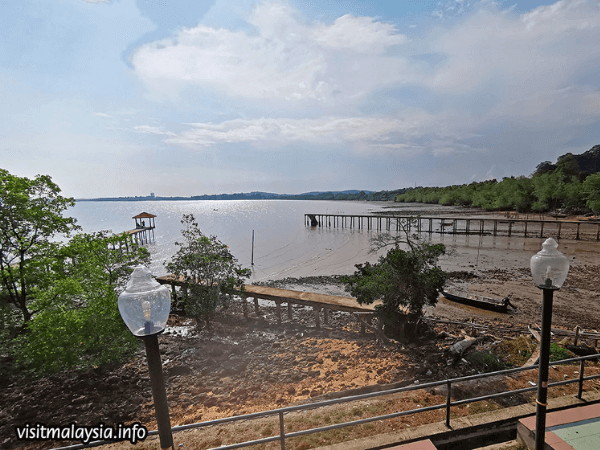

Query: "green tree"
left=342, top=228, right=446, bottom=341
left=166, top=214, right=250, bottom=326
left=0, top=169, right=79, bottom=323
left=15, top=232, right=148, bottom=375
left=583, top=173, right=600, bottom=212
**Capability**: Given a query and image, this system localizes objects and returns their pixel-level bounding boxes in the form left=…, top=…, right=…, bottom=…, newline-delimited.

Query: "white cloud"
left=427, top=0, right=600, bottom=95
left=311, top=14, right=406, bottom=53
left=132, top=0, right=600, bottom=164
left=162, top=115, right=435, bottom=151
left=424, top=0, right=600, bottom=135
left=134, top=125, right=176, bottom=136
left=131, top=1, right=410, bottom=104
left=93, top=112, right=114, bottom=118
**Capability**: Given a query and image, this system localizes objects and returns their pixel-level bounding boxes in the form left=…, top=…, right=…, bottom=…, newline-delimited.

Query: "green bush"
left=16, top=286, right=138, bottom=375
left=549, top=343, right=575, bottom=362
left=466, top=351, right=512, bottom=372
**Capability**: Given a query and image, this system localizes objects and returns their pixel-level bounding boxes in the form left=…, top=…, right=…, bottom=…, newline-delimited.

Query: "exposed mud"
left=2, top=233, right=600, bottom=449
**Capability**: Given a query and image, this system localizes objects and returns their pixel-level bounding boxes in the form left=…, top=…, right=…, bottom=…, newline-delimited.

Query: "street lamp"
left=118, top=265, right=174, bottom=450
left=530, top=238, right=569, bottom=450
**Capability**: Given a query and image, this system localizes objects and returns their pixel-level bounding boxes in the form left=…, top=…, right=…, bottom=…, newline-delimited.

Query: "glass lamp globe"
left=118, top=265, right=171, bottom=336
left=530, top=238, right=569, bottom=289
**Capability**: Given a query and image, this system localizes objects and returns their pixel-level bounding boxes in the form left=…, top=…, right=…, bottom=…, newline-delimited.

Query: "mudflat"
left=3, top=209, right=600, bottom=450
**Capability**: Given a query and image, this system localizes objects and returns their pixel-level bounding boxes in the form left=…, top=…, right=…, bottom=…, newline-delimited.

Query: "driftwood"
left=528, top=326, right=541, bottom=343
left=449, top=336, right=481, bottom=356
left=523, top=349, right=540, bottom=367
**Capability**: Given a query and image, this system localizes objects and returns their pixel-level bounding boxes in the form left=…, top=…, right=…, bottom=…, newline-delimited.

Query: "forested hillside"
left=396, top=145, right=600, bottom=214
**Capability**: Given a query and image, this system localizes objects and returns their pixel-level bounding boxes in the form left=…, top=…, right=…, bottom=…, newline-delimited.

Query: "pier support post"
left=254, top=297, right=259, bottom=314
left=323, top=308, right=329, bottom=325
left=576, top=223, right=580, bottom=240
left=242, top=296, right=248, bottom=319
left=314, top=307, right=321, bottom=329
left=429, top=218, right=433, bottom=234
left=540, top=222, right=545, bottom=238
left=287, top=303, right=293, bottom=321
left=558, top=222, right=562, bottom=239
left=275, top=300, right=282, bottom=324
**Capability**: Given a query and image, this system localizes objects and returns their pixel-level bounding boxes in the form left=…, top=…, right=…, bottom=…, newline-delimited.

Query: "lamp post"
left=530, top=238, right=569, bottom=450
left=118, top=265, right=174, bottom=450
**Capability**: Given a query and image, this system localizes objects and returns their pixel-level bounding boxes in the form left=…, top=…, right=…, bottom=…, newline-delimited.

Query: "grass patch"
left=494, top=335, right=538, bottom=366
left=550, top=343, right=576, bottom=361
left=468, top=400, right=502, bottom=414
left=260, top=425, right=274, bottom=437
left=466, top=350, right=512, bottom=372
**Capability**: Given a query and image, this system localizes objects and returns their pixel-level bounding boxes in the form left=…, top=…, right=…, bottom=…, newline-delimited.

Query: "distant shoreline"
left=74, top=189, right=405, bottom=203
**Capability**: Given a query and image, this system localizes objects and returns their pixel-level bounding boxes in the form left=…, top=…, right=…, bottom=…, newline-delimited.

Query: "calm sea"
left=68, top=200, right=420, bottom=282
left=67, top=200, right=539, bottom=282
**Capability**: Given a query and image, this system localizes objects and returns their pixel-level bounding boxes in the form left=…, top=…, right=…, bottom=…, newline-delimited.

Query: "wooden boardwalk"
left=156, top=275, right=378, bottom=332
left=305, top=214, right=600, bottom=241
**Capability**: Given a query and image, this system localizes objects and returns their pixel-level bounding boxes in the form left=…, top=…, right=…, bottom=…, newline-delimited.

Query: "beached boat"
left=441, top=289, right=516, bottom=313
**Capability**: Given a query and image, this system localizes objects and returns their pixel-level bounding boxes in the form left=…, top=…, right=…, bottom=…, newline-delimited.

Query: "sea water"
left=67, top=200, right=536, bottom=282
left=67, top=199, right=403, bottom=282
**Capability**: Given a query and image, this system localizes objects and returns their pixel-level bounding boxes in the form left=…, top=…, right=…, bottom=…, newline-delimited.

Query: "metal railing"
left=52, top=353, right=600, bottom=450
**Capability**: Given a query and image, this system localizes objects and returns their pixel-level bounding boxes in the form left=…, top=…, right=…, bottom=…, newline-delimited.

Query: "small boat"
left=441, top=289, right=516, bottom=313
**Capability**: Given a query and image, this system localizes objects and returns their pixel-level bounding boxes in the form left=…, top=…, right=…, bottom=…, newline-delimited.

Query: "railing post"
left=279, top=411, right=286, bottom=450
left=446, top=379, right=452, bottom=428
left=577, top=359, right=585, bottom=400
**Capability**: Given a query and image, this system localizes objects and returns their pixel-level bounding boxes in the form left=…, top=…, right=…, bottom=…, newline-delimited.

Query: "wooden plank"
left=243, top=285, right=378, bottom=313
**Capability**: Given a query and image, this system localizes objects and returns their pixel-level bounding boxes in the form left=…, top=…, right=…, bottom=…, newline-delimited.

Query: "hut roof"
left=133, top=212, right=157, bottom=219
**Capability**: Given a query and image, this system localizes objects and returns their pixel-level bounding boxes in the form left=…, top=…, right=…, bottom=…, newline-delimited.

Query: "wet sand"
left=264, top=207, right=600, bottom=332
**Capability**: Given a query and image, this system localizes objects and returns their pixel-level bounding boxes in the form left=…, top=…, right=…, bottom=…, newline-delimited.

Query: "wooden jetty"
left=156, top=274, right=379, bottom=333
left=304, top=213, right=600, bottom=241
left=126, top=212, right=156, bottom=245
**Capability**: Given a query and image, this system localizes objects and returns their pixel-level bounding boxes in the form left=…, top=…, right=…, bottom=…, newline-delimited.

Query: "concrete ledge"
left=517, top=402, right=600, bottom=450
left=386, top=439, right=437, bottom=450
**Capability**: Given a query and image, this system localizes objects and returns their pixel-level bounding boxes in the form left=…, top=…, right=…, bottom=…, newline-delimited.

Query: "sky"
left=1, top=0, right=599, bottom=198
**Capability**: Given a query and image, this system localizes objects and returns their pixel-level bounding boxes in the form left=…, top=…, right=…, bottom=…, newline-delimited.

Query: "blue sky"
left=1, top=0, right=599, bottom=198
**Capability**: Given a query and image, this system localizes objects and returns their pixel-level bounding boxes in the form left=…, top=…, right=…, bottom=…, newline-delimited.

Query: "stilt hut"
left=129, top=212, right=156, bottom=244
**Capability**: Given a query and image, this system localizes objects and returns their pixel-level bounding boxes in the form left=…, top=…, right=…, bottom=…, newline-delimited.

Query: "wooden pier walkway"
left=156, top=275, right=379, bottom=333
left=305, top=214, right=600, bottom=241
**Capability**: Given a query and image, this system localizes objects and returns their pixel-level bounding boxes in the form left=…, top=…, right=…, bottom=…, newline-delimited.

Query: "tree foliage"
left=14, top=232, right=148, bottom=375
left=166, top=214, right=250, bottom=326
left=0, top=168, right=152, bottom=376
left=0, top=169, right=79, bottom=323
left=342, top=231, right=446, bottom=341
left=395, top=145, right=600, bottom=214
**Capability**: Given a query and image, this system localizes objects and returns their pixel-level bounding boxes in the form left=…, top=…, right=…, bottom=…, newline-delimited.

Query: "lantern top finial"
left=125, top=265, right=161, bottom=293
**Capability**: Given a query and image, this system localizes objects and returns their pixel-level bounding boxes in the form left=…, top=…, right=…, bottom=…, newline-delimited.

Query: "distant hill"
left=77, top=190, right=379, bottom=202
left=534, top=145, right=600, bottom=176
